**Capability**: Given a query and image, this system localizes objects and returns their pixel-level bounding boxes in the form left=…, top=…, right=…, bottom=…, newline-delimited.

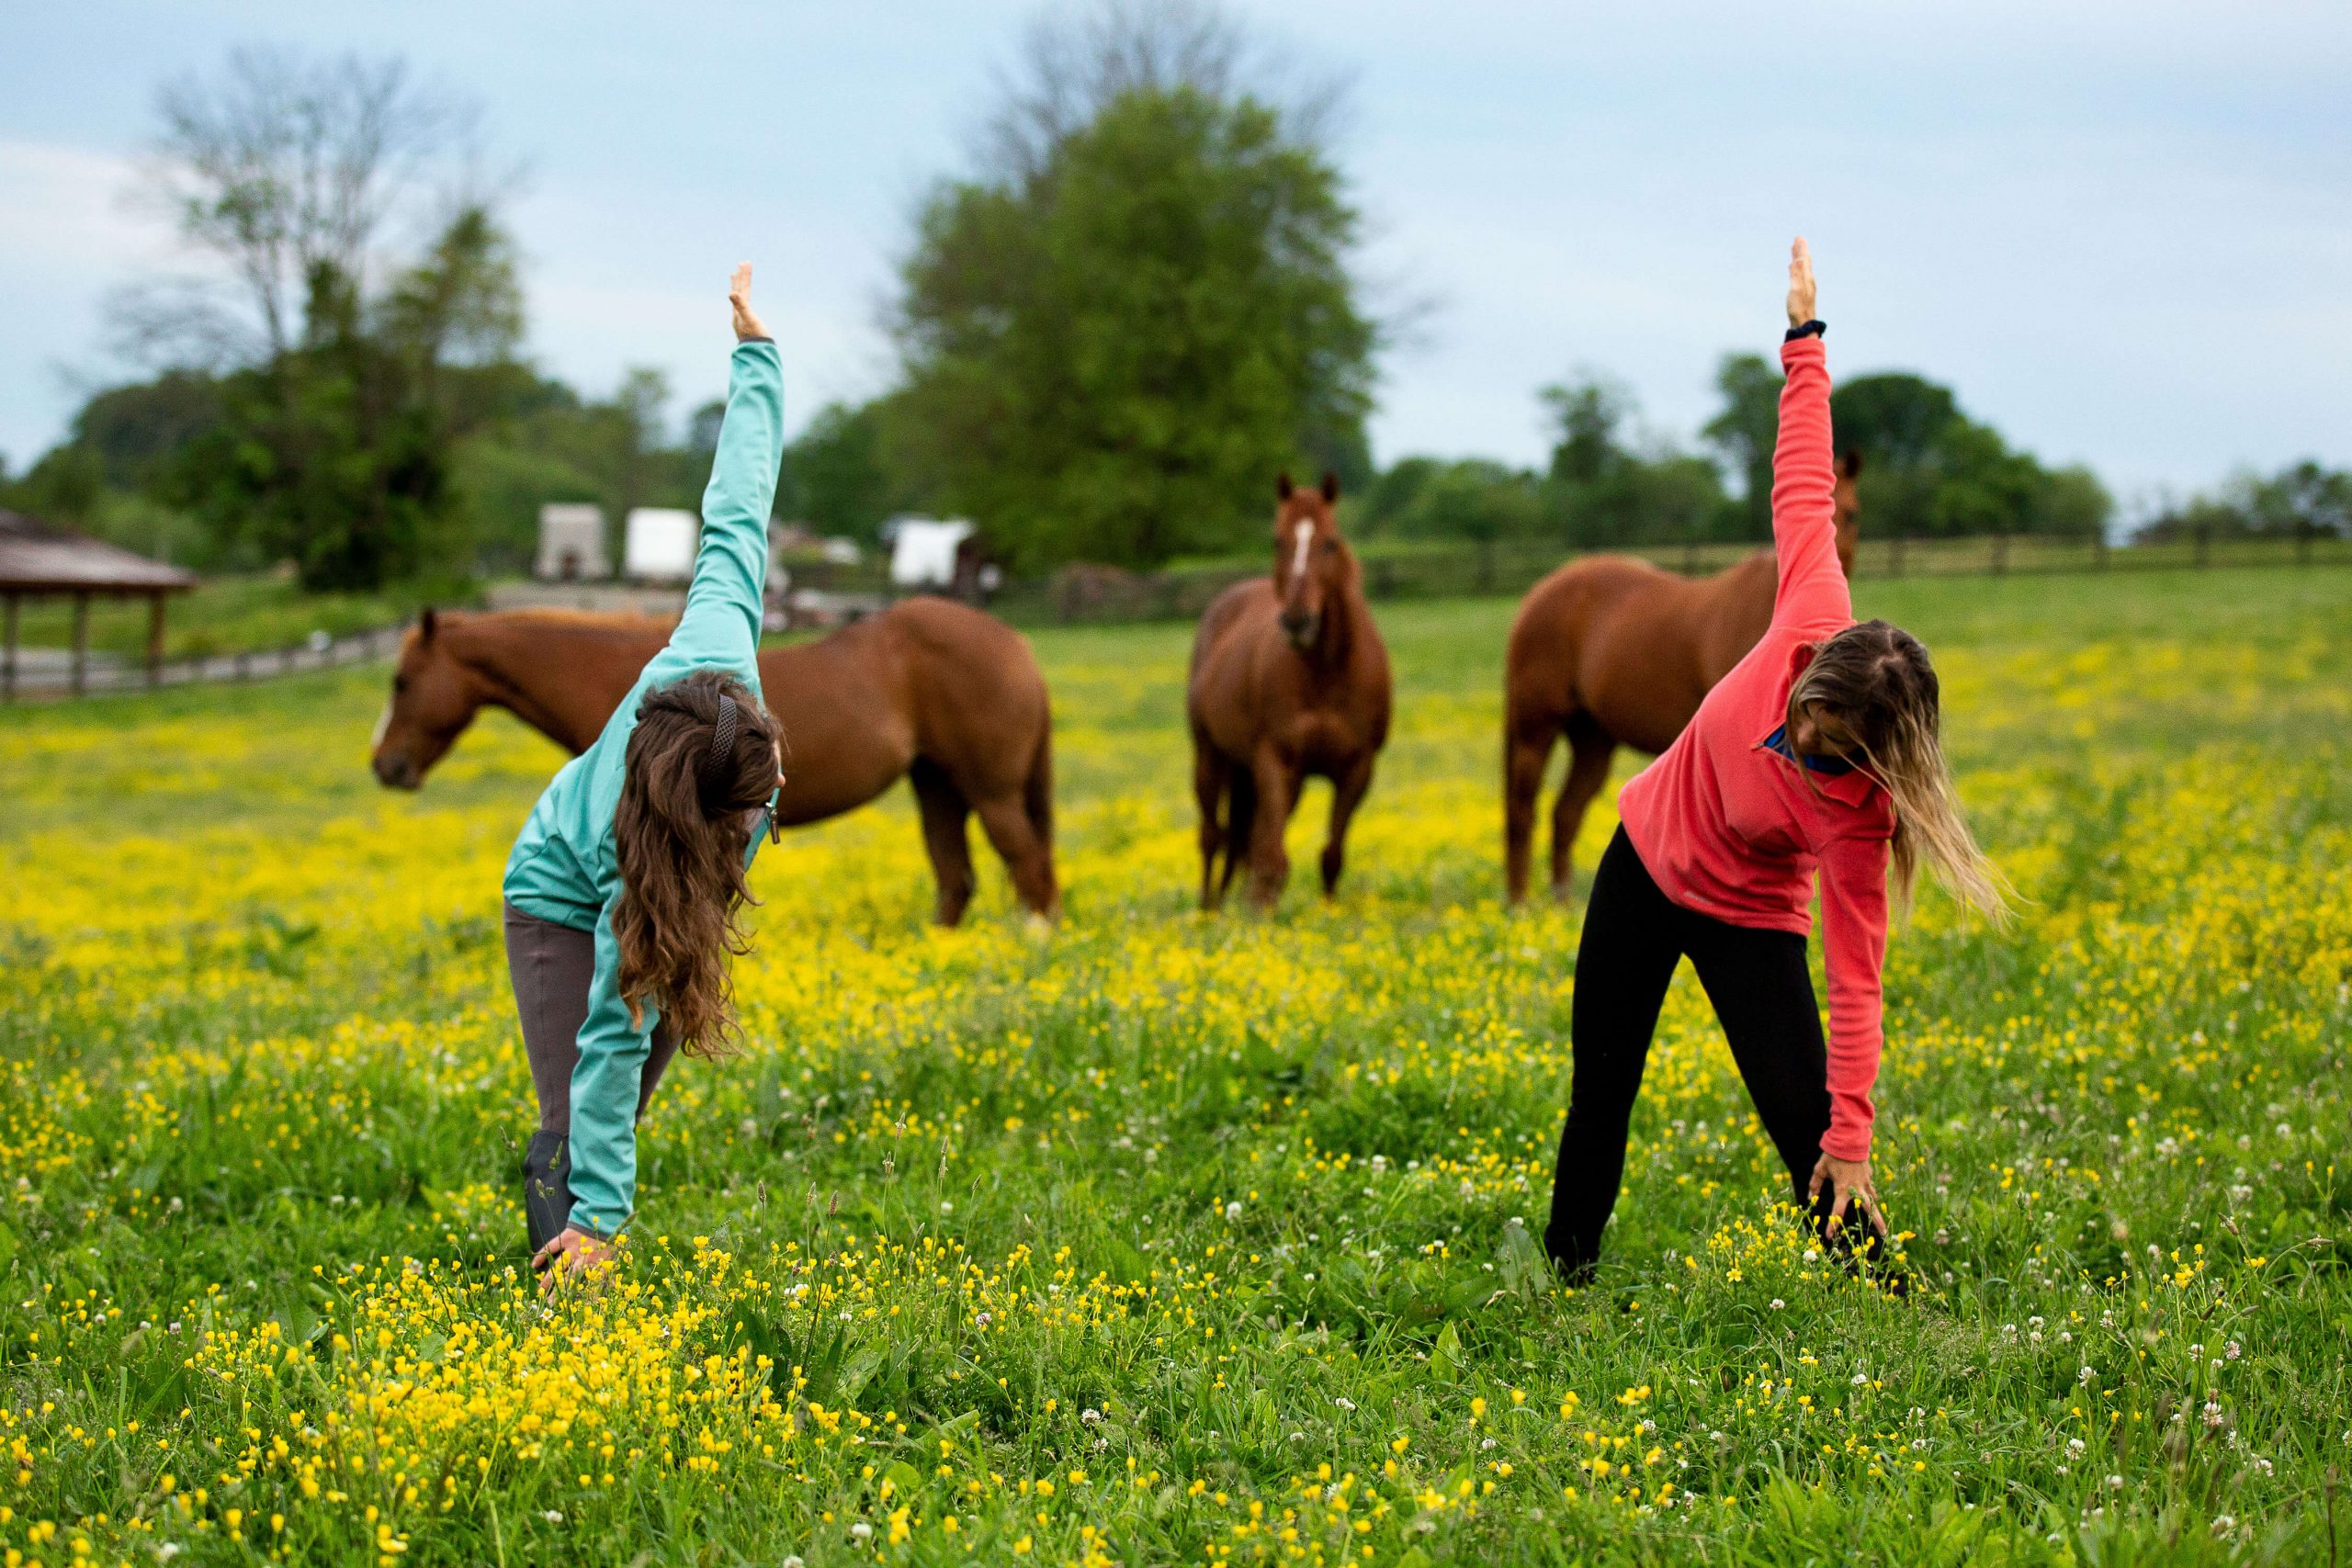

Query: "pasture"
left=2, top=569, right=2347, bottom=1566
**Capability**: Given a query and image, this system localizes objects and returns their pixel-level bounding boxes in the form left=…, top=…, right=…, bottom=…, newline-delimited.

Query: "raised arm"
left=670, top=264, right=785, bottom=664
left=1770, top=237, right=1850, bottom=635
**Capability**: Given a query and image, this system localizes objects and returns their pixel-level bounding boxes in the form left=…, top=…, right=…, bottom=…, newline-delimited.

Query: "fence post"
left=70, top=591, right=91, bottom=696
left=2297, top=520, right=2313, bottom=566
left=1890, top=531, right=1905, bottom=579
left=2194, top=523, right=2211, bottom=569
left=145, top=592, right=166, bottom=686
left=2094, top=530, right=2109, bottom=571
left=1988, top=534, right=2007, bottom=577
left=1, top=593, right=17, bottom=702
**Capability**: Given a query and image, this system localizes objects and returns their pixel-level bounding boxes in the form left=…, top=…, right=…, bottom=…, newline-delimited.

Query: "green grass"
left=1, top=569, right=2347, bottom=1566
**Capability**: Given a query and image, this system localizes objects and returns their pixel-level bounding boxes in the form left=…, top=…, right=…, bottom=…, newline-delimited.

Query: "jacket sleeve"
left=1815, top=829, right=1890, bottom=1162
left=563, top=889, right=658, bottom=1236
left=1770, top=334, right=1851, bottom=636
left=669, top=339, right=785, bottom=665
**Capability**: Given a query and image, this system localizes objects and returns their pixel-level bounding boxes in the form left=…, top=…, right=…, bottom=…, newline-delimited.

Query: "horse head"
left=1272, top=470, right=1352, bottom=653
left=370, top=609, right=482, bottom=789
left=1834, top=450, right=1863, bottom=577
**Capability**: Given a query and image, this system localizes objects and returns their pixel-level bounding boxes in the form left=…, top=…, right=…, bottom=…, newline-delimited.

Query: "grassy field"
left=2, top=570, right=2347, bottom=1566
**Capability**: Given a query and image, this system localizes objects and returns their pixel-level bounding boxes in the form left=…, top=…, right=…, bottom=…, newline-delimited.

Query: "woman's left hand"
left=533, top=1226, right=617, bottom=1296
left=729, top=263, right=770, bottom=342
left=1807, top=1151, right=1881, bottom=1235
left=1786, top=236, right=1817, bottom=328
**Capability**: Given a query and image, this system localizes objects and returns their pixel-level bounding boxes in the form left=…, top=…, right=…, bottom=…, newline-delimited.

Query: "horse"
left=370, top=596, right=1059, bottom=925
left=1187, top=471, right=1393, bottom=912
left=1502, top=452, right=1864, bottom=904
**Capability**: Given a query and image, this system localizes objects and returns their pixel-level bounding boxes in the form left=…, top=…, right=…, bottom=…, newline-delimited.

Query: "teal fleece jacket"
left=502, top=337, right=784, bottom=1236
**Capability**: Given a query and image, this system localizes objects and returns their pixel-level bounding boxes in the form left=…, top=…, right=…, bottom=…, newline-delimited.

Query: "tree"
left=1539, top=371, right=1631, bottom=488
left=1702, top=353, right=1781, bottom=538
left=123, top=49, right=505, bottom=589
left=1389, top=460, right=1542, bottom=546
left=889, top=3, right=1378, bottom=570
left=786, top=401, right=899, bottom=543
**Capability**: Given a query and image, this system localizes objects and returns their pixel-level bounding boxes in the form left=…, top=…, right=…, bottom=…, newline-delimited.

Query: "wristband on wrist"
left=1785, top=319, right=1827, bottom=342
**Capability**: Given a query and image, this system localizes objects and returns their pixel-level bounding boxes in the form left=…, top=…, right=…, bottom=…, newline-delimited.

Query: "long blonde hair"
left=1787, top=620, right=2009, bottom=926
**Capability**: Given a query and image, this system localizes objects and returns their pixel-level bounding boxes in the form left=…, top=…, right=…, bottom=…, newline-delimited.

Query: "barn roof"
left=0, top=510, right=197, bottom=594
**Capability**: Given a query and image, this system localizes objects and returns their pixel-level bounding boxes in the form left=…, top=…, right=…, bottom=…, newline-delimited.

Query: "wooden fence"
left=990, top=529, right=2352, bottom=628
left=1, top=623, right=410, bottom=702
left=7, top=529, right=2345, bottom=699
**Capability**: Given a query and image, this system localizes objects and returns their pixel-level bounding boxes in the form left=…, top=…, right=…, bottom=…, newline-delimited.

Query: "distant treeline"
left=3, top=25, right=2343, bottom=591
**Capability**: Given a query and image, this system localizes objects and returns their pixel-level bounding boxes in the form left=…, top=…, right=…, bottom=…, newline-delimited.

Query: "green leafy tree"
left=1702, top=353, right=1781, bottom=538
left=890, top=6, right=1377, bottom=570
left=1389, top=460, right=1543, bottom=546
left=786, top=400, right=902, bottom=544
left=1539, top=372, right=1631, bottom=488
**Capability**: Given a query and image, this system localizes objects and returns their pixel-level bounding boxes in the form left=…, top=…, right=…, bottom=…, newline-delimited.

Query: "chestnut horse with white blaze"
left=370, top=596, right=1058, bottom=925
left=1188, top=472, right=1392, bottom=912
left=1502, top=453, right=1863, bottom=903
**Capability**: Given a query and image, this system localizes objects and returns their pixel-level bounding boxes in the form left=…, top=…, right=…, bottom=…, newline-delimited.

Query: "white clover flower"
left=1223, top=1201, right=1242, bottom=1222
left=850, top=1521, right=873, bottom=1541
left=2077, top=1365, right=2096, bottom=1384
left=1770, top=1298, right=1786, bottom=1310
left=1335, top=1397, right=1356, bottom=1412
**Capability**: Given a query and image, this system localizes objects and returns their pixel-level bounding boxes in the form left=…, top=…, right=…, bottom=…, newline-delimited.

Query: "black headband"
left=700, top=693, right=739, bottom=798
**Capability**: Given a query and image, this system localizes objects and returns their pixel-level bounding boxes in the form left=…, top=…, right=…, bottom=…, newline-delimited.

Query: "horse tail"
left=1023, top=713, right=1055, bottom=853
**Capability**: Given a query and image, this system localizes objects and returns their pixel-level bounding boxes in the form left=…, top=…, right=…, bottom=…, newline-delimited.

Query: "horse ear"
left=1276, top=471, right=1295, bottom=501
left=1838, top=449, right=1864, bottom=479
left=419, top=607, right=437, bottom=642
left=1319, top=470, right=1340, bottom=503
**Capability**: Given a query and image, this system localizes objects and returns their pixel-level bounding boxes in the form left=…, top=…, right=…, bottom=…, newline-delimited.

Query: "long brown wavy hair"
left=1786, top=619, right=2010, bottom=926
left=613, top=668, right=780, bottom=1056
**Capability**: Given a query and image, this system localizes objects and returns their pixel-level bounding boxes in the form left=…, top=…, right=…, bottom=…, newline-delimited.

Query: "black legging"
left=1544, top=826, right=1896, bottom=1283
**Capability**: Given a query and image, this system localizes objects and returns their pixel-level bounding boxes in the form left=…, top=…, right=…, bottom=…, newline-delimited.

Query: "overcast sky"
left=4, top=1, right=2348, bottom=515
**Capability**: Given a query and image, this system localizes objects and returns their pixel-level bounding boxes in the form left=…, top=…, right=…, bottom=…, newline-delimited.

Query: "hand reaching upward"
left=729, top=263, right=769, bottom=342
left=1786, top=237, right=1817, bottom=329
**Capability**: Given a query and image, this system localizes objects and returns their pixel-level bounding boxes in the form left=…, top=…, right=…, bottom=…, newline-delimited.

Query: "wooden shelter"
left=0, top=510, right=197, bottom=697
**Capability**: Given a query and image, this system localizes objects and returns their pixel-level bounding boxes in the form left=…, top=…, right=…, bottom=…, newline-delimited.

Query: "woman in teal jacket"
left=502, top=265, right=786, bottom=1290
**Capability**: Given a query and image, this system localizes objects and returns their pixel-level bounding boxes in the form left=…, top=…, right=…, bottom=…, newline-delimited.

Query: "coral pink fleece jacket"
left=1615, top=333, right=1894, bottom=1162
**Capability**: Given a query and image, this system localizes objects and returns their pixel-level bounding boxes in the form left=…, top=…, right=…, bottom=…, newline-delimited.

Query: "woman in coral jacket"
left=1542, top=238, right=2007, bottom=1289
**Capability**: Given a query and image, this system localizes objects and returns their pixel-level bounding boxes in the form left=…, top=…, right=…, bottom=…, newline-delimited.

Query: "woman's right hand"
left=1786, top=236, right=1817, bottom=328
left=533, top=1225, right=617, bottom=1296
left=729, top=262, right=769, bottom=342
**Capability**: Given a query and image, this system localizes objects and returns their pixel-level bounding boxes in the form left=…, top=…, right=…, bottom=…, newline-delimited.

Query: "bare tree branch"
left=984, top=0, right=1350, bottom=185
left=129, top=47, right=470, bottom=365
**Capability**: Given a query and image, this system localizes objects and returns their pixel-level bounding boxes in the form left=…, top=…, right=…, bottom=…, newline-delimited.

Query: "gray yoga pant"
left=503, top=899, right=681, bottom=1134
left=503, top=900, right=680, bottom=1247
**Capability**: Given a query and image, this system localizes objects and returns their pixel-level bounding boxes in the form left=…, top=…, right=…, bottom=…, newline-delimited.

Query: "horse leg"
left=973, top=792, right=1059, bottom=923
left=1218, top=768, right=1258, bottom=906
left=1549, top=716, right=1616, bottom=900
left=1193, top=730, right=1227, bottom=911
left=1319, top=754, right=1375, bottom=897
left=1244, top=750, right=1297, bottom=913
left=910, top=759, right=977, bottom=927
left=1503, top=706, right=1562, bottom=907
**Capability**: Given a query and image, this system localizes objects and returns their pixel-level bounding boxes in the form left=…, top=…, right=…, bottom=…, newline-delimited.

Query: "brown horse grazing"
left=370, top=596, right=1058, bottom=925
left=1188, top=472, right=1393, bottom=912
left=1502, top=453, right=1864, bottom=904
